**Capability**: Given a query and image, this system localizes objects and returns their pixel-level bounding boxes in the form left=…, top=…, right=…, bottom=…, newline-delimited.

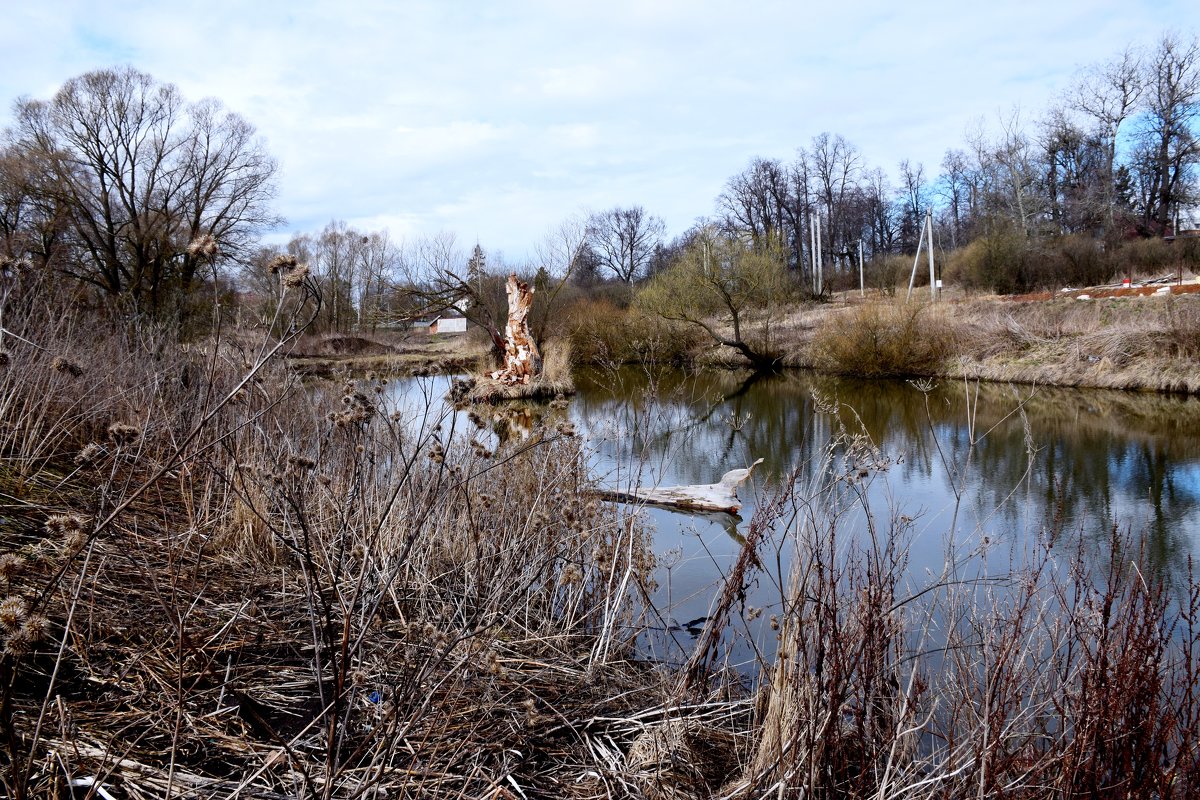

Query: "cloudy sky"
left=1, top=1, right=1193, bottom=262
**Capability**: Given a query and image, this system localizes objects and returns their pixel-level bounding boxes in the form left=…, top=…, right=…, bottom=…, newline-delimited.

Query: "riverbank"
left=644, top=286, right=1200, bottom=395
left=284, top=331, right=487, bottom=377
left=283, top=287, right=1200, bottom=399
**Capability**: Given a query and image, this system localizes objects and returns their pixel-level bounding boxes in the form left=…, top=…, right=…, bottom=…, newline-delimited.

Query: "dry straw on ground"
left=3, top=269, right=1200, bottom=798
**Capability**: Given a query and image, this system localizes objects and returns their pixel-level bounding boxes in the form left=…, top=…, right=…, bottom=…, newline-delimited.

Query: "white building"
left=429, top=316, right=467, bottom=335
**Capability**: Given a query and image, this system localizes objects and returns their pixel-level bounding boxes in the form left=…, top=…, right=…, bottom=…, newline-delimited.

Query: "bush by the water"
left=810, top=301, right=958, bottom=377
left=566, top=297, right=704, bottom=365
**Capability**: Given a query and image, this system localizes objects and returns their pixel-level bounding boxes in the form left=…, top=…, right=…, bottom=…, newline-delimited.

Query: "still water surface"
left=394, top=368, right=1200, bottom=671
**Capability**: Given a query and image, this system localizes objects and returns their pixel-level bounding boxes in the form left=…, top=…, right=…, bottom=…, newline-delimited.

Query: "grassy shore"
left=284, top=331, right=488, bottom=378
left=573, top=283, right=1200, bottom=395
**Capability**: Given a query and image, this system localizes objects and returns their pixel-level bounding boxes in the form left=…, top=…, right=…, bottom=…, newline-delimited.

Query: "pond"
left=388, top=367, right=1200, bottom=674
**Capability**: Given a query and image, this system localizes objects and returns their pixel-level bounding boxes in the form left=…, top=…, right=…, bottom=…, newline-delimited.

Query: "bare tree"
left=1135, top=33, right=1200, bottom=231
left=585, top=205, right=666, bottom=282
left=355, top=230, right=399, bottom=332
left=717, top=158, right=793, bottom=250
left=897, top=160, right=927, bottom=252
left=10, top=67, right=280, bottom=315
left=1071, top=46, right=1144, bottom=233
left=807, top=133, right=862, bottom=271
left=938, top=149, right=973, bottom=248
left=992, top=109, right=1043, bottom=234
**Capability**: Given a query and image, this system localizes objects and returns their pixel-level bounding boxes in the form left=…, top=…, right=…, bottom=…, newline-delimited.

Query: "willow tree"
left=636, top=226, right=794, bottom=370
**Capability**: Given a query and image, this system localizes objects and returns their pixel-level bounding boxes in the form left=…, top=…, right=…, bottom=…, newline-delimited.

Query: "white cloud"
left=1, top=0, right=1195, bottom=258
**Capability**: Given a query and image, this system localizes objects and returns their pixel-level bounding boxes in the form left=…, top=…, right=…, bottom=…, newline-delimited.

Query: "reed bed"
left=3, top=269, right=1199, bottom=798
left=0, top=275, right=705, bottom=799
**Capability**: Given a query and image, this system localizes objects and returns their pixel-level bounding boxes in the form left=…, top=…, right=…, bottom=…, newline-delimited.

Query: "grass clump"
left=810, top=301, right=959, bottom=378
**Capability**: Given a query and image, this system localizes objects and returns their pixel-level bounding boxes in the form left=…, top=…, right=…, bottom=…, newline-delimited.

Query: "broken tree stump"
left=594, top=458, right=765, bottom=514
left=488, top=273, right=542, bottom=385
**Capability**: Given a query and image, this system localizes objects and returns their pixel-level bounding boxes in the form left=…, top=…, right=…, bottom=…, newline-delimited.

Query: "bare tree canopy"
left=5, top=66, right=280, bottom=313
left=585, top=205, right=665, bottom=282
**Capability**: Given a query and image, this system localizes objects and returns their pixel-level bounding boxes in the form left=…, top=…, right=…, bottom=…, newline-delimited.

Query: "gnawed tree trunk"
left=488, top=273, right=542, bottom=384
left=594, top=458, right=764, bottom=514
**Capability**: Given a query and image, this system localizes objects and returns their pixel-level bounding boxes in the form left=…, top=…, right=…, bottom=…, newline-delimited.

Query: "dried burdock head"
left=282, top=263, right=310, bottom=288
left=268, top=254, right=298, bottom=275
left=3, top=631, right=31, bottom=658
left=52, top=356, right=84, bottom=377
left=107, top=422, right=140, bottom=446
left=64, top=531, right=88, bottom=554
left=0, top=255, right=31, bottom=282
left=287, top=454, right=316, bottom=471
left=0, top=595, right=29, bottom=630
left=187, top=233, right=220, bottom=260
left=21, top=614, right=49, bottom=643
left=45, top=514, right=86, bottom=538
left=0, top=553, right=23, bottom=580
left=75, top=442, right=105, bottom=466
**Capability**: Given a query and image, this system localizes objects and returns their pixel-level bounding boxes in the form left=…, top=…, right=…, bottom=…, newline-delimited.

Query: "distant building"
left=1166, top=205, right=1200, bottom=240
left=429, top=316, right=467, bottom=335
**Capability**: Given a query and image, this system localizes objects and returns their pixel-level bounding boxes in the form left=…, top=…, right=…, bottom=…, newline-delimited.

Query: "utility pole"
left=858, top=240, right=864, bottom=297
left=816, top=214, right=823, bottom=296
left=810, top=215, right=818, bottom=294
left=906, top=209, right=938, bottom=301
left=927, top=210, right=936, bottom=301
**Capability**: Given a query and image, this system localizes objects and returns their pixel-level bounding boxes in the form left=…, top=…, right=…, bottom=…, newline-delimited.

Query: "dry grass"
left=4, top=270, right=1200, bottom=798
left=948, top=293, right=1200, bottom=393
left=0, top=279, right=695, bottom=799
left=808, top=301, right=959, bottom=378
left=287, top=332, right=487, bottom=378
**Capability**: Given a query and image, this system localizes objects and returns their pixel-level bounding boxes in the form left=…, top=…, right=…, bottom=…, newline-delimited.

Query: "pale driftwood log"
left=595, top=458, right=764, bottom=514
left=488, top=273, right=542, bottom=385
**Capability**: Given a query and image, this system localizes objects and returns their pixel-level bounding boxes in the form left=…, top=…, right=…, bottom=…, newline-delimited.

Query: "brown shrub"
left=566, top=298, right=703, bottom=365
left=810, top=301, right=959, bottom=377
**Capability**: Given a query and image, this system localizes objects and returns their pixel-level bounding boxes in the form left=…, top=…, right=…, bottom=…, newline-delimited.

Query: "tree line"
left=1, top=33, right=1197, bottom=336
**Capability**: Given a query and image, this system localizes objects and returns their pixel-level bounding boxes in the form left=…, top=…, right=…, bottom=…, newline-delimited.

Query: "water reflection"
left=380, top=367, right=1200, bottom=670
left=574, top=366, right=1200, bottom=590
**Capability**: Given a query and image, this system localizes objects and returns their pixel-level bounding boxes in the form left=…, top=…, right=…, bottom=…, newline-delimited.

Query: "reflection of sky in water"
left=380, top=370, right=1200, bottom=674
left=571, top=367, right=1200, bottom=672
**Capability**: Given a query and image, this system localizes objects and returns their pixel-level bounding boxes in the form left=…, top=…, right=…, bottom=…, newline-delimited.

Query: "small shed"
left=430, top=316, right=467, bottom=335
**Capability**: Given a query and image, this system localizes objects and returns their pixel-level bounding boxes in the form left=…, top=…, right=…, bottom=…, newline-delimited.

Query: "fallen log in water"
left=593, top=458, right=764, bottom=513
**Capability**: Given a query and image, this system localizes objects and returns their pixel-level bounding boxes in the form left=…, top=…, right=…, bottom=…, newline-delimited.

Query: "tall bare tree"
left=1135, top=34, right=1200, bottom=231
left=807, top=133, right=862, bottom=271
left=585, top=205, right=666, bottom=282
left=9, top=67, right=279, bottom=314
left=1071, top=46, right=1144, bottom=233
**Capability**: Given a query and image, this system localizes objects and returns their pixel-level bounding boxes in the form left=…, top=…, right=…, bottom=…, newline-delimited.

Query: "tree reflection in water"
left=573, top=366, right=1200, bottom=609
